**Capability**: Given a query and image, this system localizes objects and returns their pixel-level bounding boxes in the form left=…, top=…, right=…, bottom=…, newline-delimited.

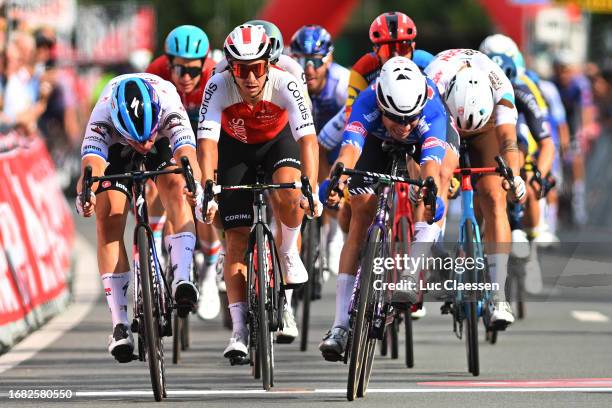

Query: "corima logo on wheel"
left=287, top=81, right=310, bottom=121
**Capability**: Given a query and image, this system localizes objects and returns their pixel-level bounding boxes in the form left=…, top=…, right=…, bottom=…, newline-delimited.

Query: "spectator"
left=1, top=30, right=51, bottom=135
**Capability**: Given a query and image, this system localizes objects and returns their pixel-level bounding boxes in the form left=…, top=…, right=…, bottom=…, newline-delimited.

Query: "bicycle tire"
left=138, top=225, right=165, bottom=401
left=181, top=315, right=190, bottom=350
left=404, top=309, right=414, bottom=368
left=397, top=217, right=414, bottom=367
left=172, top=310, right=181, bottom=364
left=463, top=219, right=480, bottom=377
left=347, top=228, right=382, bottom=401
left=390, top=317, right=399, bottom=359
left=380, top=329, right=388, bottom=357
left=256, top=224, right=273, bottom=390
left=300, top=220, right=316, bottom=351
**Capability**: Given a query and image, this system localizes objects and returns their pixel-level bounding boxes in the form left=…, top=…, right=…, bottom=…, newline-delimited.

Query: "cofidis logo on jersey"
left=199, top=82, right=218, bottom=122
left=287, top=81, right=310, bottom=121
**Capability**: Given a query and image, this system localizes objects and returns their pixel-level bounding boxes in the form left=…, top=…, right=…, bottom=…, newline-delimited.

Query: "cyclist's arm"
left=515, top=86, right=554, bottom=175
left=77, top=154, right=106, bottom=197
left=280, top=74, right=319, bottom=189
left=298, top=134, right=319, bottom=190
left=196, top=74, right=225, bottom=183
left=494, top=95, right=520, bottom=176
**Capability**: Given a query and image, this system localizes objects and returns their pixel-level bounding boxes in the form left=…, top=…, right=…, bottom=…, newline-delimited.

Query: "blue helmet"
left=487, top=52, right=517, bottom=83
left=110, top=77, right=161, bottom=143
left=412, top=49, right=434, bottom=72
left=290, top=25, right=334, bottom=56
left=165, top=25, right=209, bottom=59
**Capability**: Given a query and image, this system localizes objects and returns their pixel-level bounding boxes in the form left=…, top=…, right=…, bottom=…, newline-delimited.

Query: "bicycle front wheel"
left=256, top=224, right=273, bottom=390
left=138, top=225, right=166, bottom=401
left=462, top=219, right=479, bottom=376
left=347, top=228, right=383, bottom=401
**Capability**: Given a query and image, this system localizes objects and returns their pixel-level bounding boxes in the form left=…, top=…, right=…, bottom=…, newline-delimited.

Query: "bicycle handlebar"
left=200, top=177, right=316, bottom=219
left=81, top=156, right=195, bottom=206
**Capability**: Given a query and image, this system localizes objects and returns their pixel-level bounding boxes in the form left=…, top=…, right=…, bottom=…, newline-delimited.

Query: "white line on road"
left=0, top=236, right=98, bottom=375
left=69, top=387, right=612, bottom=397
left=571, top=310, right=610, bottom=322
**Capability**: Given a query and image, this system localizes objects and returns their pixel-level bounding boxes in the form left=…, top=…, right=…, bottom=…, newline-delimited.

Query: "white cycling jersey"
left=197, top=66, right=315, bottom=144
left=81, top=73, right=195, bottom=161
left=215, top=54, right=310, bottom=107
left=425, top=49, right=517, bottom=127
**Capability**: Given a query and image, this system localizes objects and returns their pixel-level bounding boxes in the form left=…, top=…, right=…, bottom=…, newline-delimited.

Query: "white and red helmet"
left=445, top=66, right=494, bottom=132
left=223, top=24, right=272, bottom=61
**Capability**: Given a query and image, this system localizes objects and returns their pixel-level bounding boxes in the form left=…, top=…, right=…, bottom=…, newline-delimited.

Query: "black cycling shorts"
left=217, top=124, right=301, bottom=230
left=95, top=137, right=175, bottom=201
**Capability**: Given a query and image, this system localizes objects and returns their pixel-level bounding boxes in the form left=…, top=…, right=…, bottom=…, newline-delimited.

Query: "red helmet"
left=369, top=12, right=417, bottom=44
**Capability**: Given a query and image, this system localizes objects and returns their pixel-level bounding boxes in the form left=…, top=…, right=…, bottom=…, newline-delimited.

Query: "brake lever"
left=202, top=179, right=215, bottom=221
left=300, top=175, right=315, bottom=218
left=180, top=156, right=196, bottom=194
left=82, top=166, right=93, bottom=207
left=423, top=176, right=438, bottom=225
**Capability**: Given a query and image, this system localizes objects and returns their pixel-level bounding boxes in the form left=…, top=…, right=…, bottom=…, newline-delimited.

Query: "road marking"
left=68, top=387, right=612, bottom=398
left=571, top=310, right=609, bottom=322
left=419, top=378, right=612, bottom=387
left=0, top=236, right=98, bottom=375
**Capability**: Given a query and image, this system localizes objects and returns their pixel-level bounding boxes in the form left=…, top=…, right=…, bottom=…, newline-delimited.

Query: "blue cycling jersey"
left=341, top=77, right=449, bottom=165
left=311, top=62, right=349, bottom=132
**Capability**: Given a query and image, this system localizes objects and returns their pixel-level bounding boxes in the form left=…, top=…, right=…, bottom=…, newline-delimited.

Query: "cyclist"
left=346, top=11, right=419, bottom=120
left=290, top=24, right=349, bottom=277
left=215, top=19, right=310, bottom=343
left=425, top=48, right=526, bottom=328
left=76, top=73, right=201, bottom=362
left=552, top=51, right=597, bottom=226
left=487, top=52, right=556, bottom=294
left=319, top=57, right=459, bottom=361
left=146, top=25, right=222, bottom=320
left=195, top=24, right=321, bottom=360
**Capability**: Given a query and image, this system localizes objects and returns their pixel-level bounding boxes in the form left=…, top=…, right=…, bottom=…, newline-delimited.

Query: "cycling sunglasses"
left=171, top=64, right=202, bottom=79
left=382, top=109, right=422, bottom=126
left=375, top=40, right=413, bottom=59
left=231, top=60, right=268, bottom=79
left=295, top=55, right=328, bottom=70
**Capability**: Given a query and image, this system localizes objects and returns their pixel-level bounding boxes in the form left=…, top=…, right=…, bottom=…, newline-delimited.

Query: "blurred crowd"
left=0, top=16, right=610, bottom=207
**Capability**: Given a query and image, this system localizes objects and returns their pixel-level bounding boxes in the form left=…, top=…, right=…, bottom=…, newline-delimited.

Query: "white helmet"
left=376, top=56, right=428, bottom=121
left=445, top=67, right=494, bottom=132
left=223, top=24, right=271, bottom=61
left=479, top=34, right=526, bottom=74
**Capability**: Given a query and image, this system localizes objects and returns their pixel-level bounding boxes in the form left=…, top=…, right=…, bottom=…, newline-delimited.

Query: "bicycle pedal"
left=321, top=350, right=344, bottom=362
left=283, top=282, right=304, bottom=290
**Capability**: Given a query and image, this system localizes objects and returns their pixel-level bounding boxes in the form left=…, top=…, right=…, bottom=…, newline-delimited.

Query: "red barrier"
left=0, top=132, right=75, bottom=349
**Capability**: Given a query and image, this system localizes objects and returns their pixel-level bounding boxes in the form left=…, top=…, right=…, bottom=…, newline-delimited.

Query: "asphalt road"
left=1, top=215, right=612, bottom=407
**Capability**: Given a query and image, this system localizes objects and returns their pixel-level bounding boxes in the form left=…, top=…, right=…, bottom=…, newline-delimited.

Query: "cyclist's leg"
left=264, top=125, right=307, bottom=285
left=217, top=132, right=257, bottom=357
left=319, top=136, right=381, bottom=360
left=152, top=141, right=198, bottom=308
left=468, top=131, right=514, bottom=325
left=196, top=222, right=222, bottom=320
left=94, top=146, right=133, bottom=360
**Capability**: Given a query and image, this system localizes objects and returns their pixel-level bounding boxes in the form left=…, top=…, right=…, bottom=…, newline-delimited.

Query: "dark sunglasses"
left=171, top=64, right=202, bottom=79
left=231, top=60, right=268, bottom=79
left=295, top=55, right=327, bottom=70
left=376, top=40, right=413, bottom=59
left=382, top=109, right=421, bottom=126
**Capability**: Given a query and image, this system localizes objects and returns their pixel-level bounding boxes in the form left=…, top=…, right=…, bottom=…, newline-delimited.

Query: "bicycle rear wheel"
left=138, top=225, right=166, bottom=401
left=347, top=228, right=382, bottom=401
left=463, top=219, right=479, bottom=376
left=396, top=217, right=414, bottom=367
left=256, top=224, right=273, bottom=390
